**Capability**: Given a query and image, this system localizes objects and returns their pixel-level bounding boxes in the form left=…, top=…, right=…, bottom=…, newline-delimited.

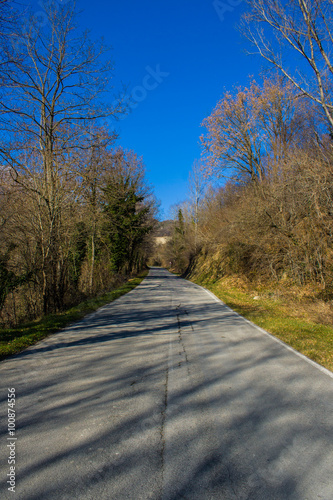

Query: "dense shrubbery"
left=161, top=0, right=333, bottom=293
left=160, top=77, right=333, bottom=297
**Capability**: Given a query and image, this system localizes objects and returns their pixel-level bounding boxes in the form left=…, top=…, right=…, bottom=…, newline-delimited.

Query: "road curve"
left=1, top=267, right=333, bottom=499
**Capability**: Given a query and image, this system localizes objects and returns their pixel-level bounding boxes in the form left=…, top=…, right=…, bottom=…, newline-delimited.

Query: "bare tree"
left=188, top=160, right=208, bottom=252
left=78, top=128, right=120, bottom=294
left=242, top=0, right=333, bottom=128
left=0, top=0, right=18, bottom=47
left=200, top=77, right=303, bottom=185
left=0, top=1, right=124, bottom=312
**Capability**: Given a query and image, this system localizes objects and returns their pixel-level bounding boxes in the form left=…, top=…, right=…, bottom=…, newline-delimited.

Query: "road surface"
left=1, top=267, right=333, bottom=499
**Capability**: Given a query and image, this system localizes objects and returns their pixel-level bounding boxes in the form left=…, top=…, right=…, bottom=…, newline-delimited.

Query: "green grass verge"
left=190, top=277, right=333, bottom=373
left=0, top=271, right=148, bottom=362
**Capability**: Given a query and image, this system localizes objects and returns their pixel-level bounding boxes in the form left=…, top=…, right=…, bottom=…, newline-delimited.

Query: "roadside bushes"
left=164, top=77, right=333, bottom=297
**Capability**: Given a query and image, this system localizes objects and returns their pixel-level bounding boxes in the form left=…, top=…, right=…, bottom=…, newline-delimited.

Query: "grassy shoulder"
left=0, top=271, right=148, bottom=362
left=189, top=274, right=333, bottom=372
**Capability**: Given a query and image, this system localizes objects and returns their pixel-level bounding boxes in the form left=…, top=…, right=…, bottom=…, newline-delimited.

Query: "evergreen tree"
left=103, top=176, right=151, bottom=273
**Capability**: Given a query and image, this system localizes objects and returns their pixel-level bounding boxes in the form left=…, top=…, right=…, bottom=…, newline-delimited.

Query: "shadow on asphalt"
left=0, top=268, right=332, bottom=500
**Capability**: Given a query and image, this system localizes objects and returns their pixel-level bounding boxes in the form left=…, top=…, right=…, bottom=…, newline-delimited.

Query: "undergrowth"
left=0, top=271, right=148, bottom=361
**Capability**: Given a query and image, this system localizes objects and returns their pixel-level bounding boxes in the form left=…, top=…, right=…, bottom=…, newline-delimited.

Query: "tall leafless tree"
left=242, top=0, right=333, bottom=129
left=188, top=160, right=207, bottom=252
left=0, top=1, right=124, bottom=312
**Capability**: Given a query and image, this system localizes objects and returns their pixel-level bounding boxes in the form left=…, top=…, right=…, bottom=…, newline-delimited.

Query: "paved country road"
left=1, top=268, right=333, bottom=500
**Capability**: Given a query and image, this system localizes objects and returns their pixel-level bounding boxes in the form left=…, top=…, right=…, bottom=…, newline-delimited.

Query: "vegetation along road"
left=1, top=268, right=333, bottom=499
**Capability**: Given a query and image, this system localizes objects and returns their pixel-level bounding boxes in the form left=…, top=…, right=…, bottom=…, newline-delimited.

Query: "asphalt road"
left=1, top=267, right=333, bottom=500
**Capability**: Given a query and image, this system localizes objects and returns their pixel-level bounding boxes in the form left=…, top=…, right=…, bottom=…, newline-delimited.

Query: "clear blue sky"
left=26, top=0, right=262, bottom=218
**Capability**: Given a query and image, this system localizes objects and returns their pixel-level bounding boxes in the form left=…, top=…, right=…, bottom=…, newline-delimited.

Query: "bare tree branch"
left=242, top=0, right=333, bottom=128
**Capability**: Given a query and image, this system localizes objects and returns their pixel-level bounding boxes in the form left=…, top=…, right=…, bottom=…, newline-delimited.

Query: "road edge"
left=193, top=281, right=333, bottom=380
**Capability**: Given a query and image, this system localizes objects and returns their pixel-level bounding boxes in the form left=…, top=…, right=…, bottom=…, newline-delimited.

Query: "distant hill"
left=153, top=220, right=173, bottom=237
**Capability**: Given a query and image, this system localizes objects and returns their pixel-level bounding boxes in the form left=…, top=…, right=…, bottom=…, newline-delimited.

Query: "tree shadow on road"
left=0, top=268, right=332, bottom=499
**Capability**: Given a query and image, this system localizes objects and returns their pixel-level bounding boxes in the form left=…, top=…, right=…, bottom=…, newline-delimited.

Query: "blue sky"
left=25, top=0, right=262, bottom=218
